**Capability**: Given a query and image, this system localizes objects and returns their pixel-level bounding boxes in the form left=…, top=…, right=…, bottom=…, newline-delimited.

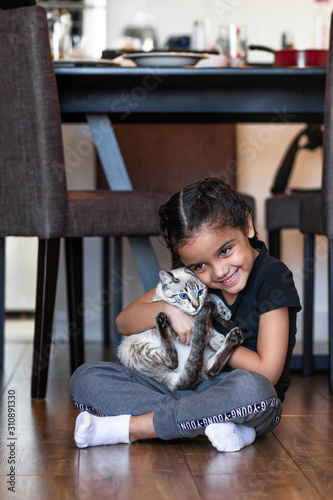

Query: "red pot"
left=249, top=45, right=328, bottom=67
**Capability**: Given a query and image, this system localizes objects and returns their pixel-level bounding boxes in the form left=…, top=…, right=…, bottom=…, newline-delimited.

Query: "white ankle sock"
left=74, top=412, right=132, bottom=448
left=205, top=422, right=256, bottom=452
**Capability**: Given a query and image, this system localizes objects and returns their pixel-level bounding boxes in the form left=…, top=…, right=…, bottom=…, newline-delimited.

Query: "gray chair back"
left=0, top=6, right=68, bottom=238
left=323, top=12, right=333, bottom=239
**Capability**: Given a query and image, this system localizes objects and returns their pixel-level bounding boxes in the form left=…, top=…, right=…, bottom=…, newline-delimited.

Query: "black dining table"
left=55, top=66, right=326, bottom=124
left=54, top=65, right=327, bottom=293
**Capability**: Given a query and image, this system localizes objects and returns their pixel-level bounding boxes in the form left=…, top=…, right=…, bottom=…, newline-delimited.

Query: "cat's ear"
left=159, top=270, right=179, bottom=286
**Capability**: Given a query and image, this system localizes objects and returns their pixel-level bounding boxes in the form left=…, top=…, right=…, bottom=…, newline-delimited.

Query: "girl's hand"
left=165, top=304, right=195, bottom=344
left=116, top=287, right=211, bottom=345
left=165, top=304, right=211, bottom=346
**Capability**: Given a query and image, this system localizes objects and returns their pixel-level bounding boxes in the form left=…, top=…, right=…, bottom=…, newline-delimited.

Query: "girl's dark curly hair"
left=159, top=177, right=256, bottom=262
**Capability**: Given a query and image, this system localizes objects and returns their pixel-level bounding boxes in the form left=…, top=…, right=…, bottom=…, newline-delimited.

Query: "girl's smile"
left=218, top=269, right=239, bottom=287
left=177, top=221, right=258, bottom=304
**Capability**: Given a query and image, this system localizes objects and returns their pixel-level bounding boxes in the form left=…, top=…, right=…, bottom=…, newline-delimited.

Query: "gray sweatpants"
left=69, top=362, right=281, bottom=441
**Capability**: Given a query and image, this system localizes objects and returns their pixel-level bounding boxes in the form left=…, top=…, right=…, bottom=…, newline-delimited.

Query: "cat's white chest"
left=174, top=339, right=214, bottom=370
left=174, top=340, right=191, bottom=368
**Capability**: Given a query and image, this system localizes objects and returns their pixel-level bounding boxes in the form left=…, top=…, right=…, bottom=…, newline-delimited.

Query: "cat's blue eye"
left=179, top=293, right=188, bottom=300
left=198, top=289, right=204, bottom=296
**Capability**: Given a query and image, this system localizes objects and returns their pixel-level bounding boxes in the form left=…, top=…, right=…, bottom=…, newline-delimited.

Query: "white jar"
left=314, top=0, right=332, bottom=49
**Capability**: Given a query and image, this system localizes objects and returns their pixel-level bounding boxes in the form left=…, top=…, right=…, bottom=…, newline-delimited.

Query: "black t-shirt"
left=210, top=240, right=301, bottom=402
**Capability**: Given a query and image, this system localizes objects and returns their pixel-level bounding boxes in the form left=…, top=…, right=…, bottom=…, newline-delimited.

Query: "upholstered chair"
left=0, top=4, right=257, bottom=398
left=0, top=5, right=168, bottom=398
left=265, top=124, right=322, bottom=260
left=265, top=122, right=324, bottom=379
left=299, top=13, right=333, bottom=393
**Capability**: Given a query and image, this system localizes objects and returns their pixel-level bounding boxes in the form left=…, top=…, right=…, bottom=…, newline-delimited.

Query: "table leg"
left=86, top=114, right=160, bottom=351
left=86, top=114, right=160, bottom=285
left=86, top=114, right=132, bottom=190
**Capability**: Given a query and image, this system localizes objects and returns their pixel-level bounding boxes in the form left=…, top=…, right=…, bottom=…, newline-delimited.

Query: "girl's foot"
left=205, top=422, right=256, bottom=452
left=74, top=412, right=131, bottom=448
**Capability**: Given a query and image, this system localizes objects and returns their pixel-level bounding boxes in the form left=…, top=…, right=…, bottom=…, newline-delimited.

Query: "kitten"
left=118, top=268, right=244, bottom=391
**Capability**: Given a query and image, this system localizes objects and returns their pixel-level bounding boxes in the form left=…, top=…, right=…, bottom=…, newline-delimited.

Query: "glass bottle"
left=314, top=0, right=332, bottom=49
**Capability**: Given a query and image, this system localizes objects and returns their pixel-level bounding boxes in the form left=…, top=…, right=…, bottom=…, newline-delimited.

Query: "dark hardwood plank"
left=292, top=454, right=333, bottom=498
left=274, top=414, right=333, bottom=451
left=1, top=339, right=333, bottom=500
left=0, top=342, right=26, bottom=394
left=273, top=415, right=333, bottom=498
left=282, top=373, right=333, bottom=415
left=0, top=344, right=78, bottom=478
left=0, top=476, right=76, bottom=500
left=192, top=472, right=322, bottom=500
left=181, top=433, right=300, bottom=475
left=126, top=439, right=192, bottom=472
left=76, top=443, right=201, bottom=500
left=104, top=471, right=200, bottom=500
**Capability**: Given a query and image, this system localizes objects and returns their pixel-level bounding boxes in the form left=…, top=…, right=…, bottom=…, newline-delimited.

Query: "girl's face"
left=177, top=220, right=258, bottom=304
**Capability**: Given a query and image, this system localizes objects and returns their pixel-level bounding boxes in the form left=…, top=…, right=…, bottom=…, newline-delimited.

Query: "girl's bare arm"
left=227, top=307, right=289, bottom=386
left=116, top=288, right=195, bottom=343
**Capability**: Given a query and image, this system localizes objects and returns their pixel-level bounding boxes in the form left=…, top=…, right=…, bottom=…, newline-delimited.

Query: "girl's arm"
left=116, top=288, right=195, bottom=343
left=227, top=307, right=289, bottom=386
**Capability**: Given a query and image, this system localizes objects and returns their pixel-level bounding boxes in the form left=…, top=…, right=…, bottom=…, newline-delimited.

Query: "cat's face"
left=158, top=268, right=208, bottom=315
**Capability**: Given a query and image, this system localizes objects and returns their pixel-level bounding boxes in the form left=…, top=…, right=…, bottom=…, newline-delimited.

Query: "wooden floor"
left=1, top=337, right=333, bottom=500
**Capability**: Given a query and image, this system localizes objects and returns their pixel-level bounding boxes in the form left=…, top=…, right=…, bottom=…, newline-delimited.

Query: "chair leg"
left=65, top=237, right=84, bottom=374
left=303, top=234, right=315, bottom=377
left=0, top=237, right=5, bottom=367
left=113, top=236, right=122, bottom=359
left=102, top=237, right=111, bottom=347
left=31, top=238, right=60, bottom=399
left=268, top=230, right=281, bottom=260
left=329, top=239, right=333, bottom=394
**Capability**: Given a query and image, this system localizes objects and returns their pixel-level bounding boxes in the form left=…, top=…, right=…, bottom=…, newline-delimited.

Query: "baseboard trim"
left=291, top=354, right=329, bottom=371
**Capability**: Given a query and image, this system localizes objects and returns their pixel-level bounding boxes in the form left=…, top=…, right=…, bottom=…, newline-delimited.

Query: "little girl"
left=70, top=178, right=301, bottom=452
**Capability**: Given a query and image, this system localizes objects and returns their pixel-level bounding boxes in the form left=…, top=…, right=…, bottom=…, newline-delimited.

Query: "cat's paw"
left=209, top=330, right=226, bottom=351
left=227, top=327, right=244, bottom=346
left=156, top=312, right=171, bottom=328
left=210, top=295, right=232, bottom=320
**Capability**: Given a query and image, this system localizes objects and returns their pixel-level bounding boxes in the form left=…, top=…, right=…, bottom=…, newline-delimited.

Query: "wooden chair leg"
left=303, top=233, right=315, bottom=377
left=0, top=237, right=5, bottom=367
left=113, top=236, right=122, bottom=359
left=102, top=237, right=111, bottom=347
left=65, top=237, right=84, bottom=374
left=31, top=238, right=60, bottom=399
left=268, top=229, right=281, bottom=260
left=329, top=239, right=333, bottom=394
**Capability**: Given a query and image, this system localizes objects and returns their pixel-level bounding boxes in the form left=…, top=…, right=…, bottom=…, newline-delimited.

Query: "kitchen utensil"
left=123, top=52, right=208, bottom=68
left=123, top=25, right=158, bottom=52
left=249, top=45, right=328, bottom=67
left=216, top=24, right=247, bottom=67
